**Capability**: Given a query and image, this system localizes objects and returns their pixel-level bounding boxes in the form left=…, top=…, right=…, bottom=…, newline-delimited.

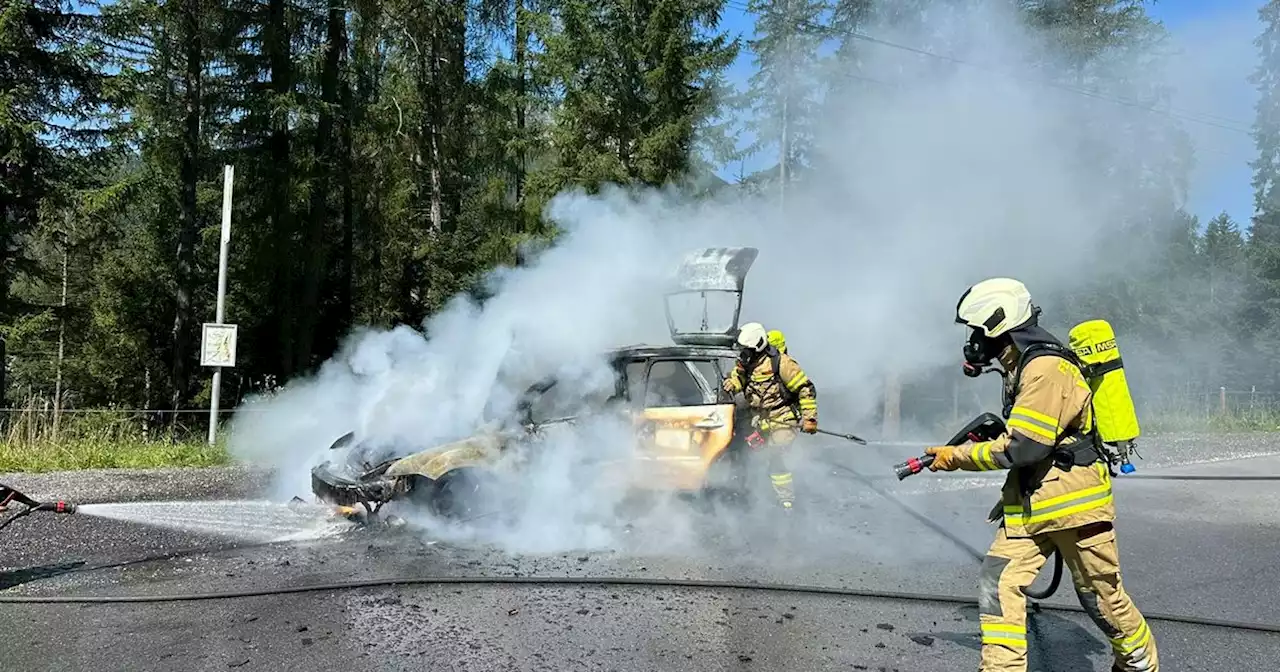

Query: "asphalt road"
left=2, top=433, right=1279, bottom=672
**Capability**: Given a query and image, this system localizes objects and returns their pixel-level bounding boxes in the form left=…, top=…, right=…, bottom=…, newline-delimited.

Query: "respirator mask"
left=962, top=327, right=1004, bottom=378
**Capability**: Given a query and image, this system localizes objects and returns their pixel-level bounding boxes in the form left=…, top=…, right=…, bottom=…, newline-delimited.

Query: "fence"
left=869, top=383, right=1280, bottom=439
left=3, top=387, right=1280, bottom=449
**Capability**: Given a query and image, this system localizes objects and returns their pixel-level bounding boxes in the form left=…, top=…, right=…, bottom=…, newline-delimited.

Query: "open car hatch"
left=664, top=247, right=758, bottom=347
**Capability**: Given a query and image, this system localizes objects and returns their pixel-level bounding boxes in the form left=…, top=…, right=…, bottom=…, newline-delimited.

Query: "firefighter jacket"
left=724, top=347, right=817, bottom=428
left=948, top=352, right=1115, bottom=538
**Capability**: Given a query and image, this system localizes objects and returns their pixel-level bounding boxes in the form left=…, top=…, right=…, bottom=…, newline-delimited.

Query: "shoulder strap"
left=1003, top=342, right=1081, bottom=418
left=769, top=348, right=799, bottom=404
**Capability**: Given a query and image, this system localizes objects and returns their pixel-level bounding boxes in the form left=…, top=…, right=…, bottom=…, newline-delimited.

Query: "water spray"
left=0, top=482, right=78, bottom=533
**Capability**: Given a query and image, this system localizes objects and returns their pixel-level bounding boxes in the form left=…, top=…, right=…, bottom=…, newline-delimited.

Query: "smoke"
left=228, top=1, right=1241, bottom=556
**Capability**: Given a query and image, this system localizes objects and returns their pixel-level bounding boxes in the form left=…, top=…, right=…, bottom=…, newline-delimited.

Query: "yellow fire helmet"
left=767, top=329, right=787, bottom=354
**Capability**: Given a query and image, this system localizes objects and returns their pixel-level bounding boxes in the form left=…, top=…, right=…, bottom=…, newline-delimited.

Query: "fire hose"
left=0, top=484, right=78, bottom=533
left=1, top=573, right=1276, bottom=635
left=885, top=413, right=1063, bottom=600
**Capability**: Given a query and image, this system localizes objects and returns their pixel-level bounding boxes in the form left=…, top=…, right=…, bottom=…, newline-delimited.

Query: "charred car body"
left=310, top=247, right=764, bottom=522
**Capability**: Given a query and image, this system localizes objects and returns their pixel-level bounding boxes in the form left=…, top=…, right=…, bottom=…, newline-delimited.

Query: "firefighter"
left=722, top=322, right=817, bottom=510
left=924, top=278, right=1157, bottom=672
left=767, top=329, right=787, bottom=354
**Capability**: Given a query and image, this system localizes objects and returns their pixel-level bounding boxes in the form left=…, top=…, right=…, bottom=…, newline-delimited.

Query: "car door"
left=633, top=358, right=736, bottom=491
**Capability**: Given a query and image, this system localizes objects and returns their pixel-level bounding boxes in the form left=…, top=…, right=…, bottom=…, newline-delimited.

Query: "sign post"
left=203, top=165, right=237, bottom=445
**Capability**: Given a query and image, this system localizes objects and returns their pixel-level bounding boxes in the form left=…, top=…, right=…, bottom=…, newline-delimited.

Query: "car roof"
left=606, top=343, right=739, bottom=360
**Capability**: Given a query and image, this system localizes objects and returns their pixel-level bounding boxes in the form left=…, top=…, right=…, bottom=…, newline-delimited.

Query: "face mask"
left=962, top=327, right=1002, bottom=378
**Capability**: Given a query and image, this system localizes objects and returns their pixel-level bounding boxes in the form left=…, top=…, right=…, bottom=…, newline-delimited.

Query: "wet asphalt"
left=2, top=432, right=1279, bottom=672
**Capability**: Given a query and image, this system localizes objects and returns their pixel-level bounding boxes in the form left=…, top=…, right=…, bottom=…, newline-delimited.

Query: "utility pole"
left=204, top=165, right=238, bottom=445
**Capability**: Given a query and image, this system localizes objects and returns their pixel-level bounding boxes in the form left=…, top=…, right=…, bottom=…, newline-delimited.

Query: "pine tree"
left=1200, top=212, right=1247, bottom=387
left=741, top=0, right=827, bottom=199
left=1248, top=0, right=1280, bottom=389
left=1203, top=212, right=1246, bottom=308
left=535, top=0, right=739, bottom=196
left=0, top=1, right=105, bottom=405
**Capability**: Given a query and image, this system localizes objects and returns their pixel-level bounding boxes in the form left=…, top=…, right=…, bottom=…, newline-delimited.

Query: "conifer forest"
left=7, top=0, right=1280, bottom=449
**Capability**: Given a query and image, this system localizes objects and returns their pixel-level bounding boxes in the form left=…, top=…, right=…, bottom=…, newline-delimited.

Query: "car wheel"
left=428, top=469, right=494, bottom=522
left=703, top=447, right=752, bottom=511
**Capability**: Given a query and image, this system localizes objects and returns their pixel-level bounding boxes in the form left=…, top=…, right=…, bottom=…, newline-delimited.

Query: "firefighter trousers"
left=763, top=426, right=795, bottom=508
left=979, top=522, right=1157, bottom=672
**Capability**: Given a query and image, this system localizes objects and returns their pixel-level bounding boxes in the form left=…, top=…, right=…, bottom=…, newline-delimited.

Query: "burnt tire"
left=703, top=445, right=753, bottom=511
left=426, top=468, right=494, bottom=522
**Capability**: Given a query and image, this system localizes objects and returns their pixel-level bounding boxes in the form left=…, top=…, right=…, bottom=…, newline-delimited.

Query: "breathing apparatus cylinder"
left=1068, top=319, right=1140, bottom=473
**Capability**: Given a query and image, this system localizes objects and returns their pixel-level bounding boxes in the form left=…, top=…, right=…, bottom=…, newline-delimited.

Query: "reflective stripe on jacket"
left=950, top=354, right=1115, bottom=537
left=725, top=348, right=817, bottom=428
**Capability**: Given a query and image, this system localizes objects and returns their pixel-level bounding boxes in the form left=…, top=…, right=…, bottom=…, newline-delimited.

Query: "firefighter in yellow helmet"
left=924, top=278, right=1157, bottom=672
left=767, top=329, right=787, bottom=354
left=722, top=322, right=817, bottom=510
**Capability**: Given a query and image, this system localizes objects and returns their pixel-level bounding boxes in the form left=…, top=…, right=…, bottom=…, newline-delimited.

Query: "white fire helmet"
left=737, top=322, right=768, bottom=351
left=956, top=278, right=1035, bottom=338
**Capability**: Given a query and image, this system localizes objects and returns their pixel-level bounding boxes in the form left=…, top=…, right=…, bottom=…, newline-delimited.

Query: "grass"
left=0, top=399, right=232, bottom=473
left=0, top=439, right=229, bottom=473
left=2, top=397, right=1279, bottom=474
left=1142, top=411, right=1280, bottom=434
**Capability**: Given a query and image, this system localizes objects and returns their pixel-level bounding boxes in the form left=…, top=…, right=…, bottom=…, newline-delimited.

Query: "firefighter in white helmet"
left=722, top=322, right=817, bottom=510
left=924, top=278, right=1157, bottom=672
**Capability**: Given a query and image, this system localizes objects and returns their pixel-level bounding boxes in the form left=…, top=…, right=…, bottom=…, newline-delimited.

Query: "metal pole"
left=208, top=165, right=233, bottom=445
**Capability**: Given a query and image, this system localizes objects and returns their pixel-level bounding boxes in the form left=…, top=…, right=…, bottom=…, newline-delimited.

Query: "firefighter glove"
left=924, top=445, right=962, bottom=471
left=722, top=378, right=738, bottom=394
left=801, top=418, right=818, bottom=434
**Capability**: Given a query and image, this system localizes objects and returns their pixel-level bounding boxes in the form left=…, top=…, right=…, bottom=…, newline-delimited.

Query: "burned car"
left=310, top=247, right=765, bottom=521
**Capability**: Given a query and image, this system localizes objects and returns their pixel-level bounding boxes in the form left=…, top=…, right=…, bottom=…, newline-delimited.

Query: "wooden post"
left=883, top=370, right=901, bottom=439
left=1219, top=386, right=1226, bottom=415
left=951, top=377, right=960, bottom=425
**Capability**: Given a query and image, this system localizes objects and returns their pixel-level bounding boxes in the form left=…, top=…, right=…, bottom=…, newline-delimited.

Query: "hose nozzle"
left=33, top=501, right=77, bottom=514
left=893, top=455, right=935, bottom=480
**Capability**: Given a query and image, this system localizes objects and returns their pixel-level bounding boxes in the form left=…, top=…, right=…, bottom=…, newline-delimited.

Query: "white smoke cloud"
left=227, top=0, right=1241, bottom=555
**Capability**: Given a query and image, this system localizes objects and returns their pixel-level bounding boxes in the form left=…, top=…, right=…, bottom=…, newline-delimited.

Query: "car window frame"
left=518, top=363, right=630, bottom=426
left=641, top=357, right=719, bottom=408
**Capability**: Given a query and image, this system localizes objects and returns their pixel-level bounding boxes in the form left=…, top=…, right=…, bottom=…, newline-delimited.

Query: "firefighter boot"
left=977, top=526, right=1054, bottom=671
left=1054, top=523, right=1159, bottom=672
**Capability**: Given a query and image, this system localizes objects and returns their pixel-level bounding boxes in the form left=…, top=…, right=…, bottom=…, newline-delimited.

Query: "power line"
left=722, top=0, right=1254, bottom=136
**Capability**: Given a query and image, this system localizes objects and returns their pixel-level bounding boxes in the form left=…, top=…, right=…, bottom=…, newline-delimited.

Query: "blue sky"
left=714, top=0, right=1264, bottom=228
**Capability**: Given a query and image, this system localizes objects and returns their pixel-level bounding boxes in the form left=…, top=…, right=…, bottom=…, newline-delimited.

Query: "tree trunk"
left=338, top=14, right=354, bottom=338
left=779, top=0, right=791, bottom=211
left=514, top=0, right=527, bottom=217
left=267, top=0, right=295, bottom=378
left=351, top=2, right=379, bottom=324
left=427, top=7, right=445, bottom=234
left=295, top=0, right=345, bottom=372
left=882, top=370, right=901, bottom=440
left=443, top=0, right=466, bottom=231
left=54, top=225, right=68, bottom=439
left=171, top=0, right=202, bottom=415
